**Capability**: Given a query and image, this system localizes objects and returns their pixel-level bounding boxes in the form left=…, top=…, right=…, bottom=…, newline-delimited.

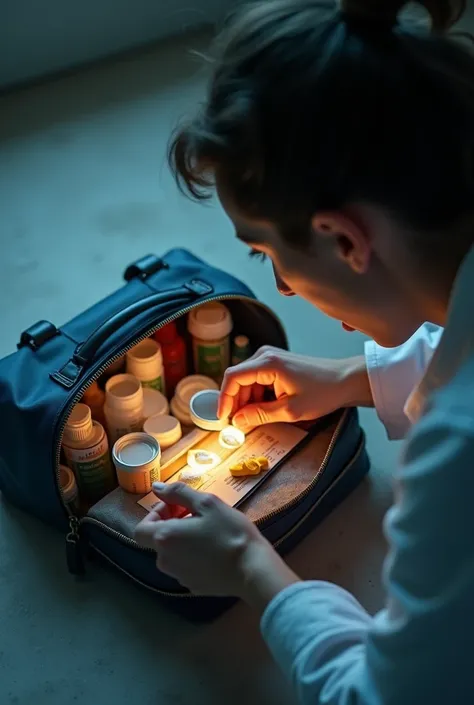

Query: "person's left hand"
left=134, top=482, right=276, bottom=597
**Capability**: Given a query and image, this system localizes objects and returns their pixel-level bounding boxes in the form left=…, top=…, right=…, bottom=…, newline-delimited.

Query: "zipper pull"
left=66, top=517, right=85, bottom=576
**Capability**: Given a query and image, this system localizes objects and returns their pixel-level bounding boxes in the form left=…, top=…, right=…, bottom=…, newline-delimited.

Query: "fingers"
left=151, top=482, right=205, bottom=512
left=232, top=396, right=292, bottom=430
left=219, top=354, right=285, bottom=419
left=150, top=500, right=190, bottom=521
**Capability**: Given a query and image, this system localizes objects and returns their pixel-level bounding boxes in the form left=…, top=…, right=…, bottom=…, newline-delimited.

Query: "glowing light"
left=187, top=449, right=221, bottom=471
left=219, top=426, right=246, bottom=449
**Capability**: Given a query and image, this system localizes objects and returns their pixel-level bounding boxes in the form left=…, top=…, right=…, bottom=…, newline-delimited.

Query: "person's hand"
left=219, top=347, right=373, bottom=432
left=134, top=482, right=299, bottom=607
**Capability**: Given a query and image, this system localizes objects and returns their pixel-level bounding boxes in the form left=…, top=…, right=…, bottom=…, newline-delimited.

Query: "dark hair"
left=169, top=0, right=474, bottom=244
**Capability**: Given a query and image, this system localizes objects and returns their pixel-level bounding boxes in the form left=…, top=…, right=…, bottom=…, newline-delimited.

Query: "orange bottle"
left=82, top=381, right=106, bottom=428
left=154, top=322, right=188, bottom=397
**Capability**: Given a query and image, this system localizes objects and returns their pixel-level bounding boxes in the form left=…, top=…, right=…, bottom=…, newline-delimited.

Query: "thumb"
left=152, top=482, right=204, bottom=513
left=233, top=396, right=292, bottom=429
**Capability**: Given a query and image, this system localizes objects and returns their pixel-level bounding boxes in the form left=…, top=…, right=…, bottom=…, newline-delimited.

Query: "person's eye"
left=248, top=249, right=267, bottom=263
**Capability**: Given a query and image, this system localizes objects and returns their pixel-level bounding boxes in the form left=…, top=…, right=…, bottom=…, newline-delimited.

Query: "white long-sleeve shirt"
left=260, top=248, right=474, bottom=704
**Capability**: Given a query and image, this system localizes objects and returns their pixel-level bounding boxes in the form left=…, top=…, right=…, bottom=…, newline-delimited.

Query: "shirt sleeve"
left=261, top=407, right=474, bottom=705
left=365, top=323, right=443, bottom=440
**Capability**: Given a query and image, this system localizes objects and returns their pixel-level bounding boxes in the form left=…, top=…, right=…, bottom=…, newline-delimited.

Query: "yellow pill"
left=229, top=462, right=247, bottom=477
left=229, top=456, right=270, bottom=477
left=255, top=456, right=270, bottom=470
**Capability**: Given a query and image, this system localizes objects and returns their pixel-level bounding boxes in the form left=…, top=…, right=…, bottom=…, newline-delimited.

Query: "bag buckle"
left=17, top=320, right=59, bottom=351
left=123, top=254, right=169, bottom=282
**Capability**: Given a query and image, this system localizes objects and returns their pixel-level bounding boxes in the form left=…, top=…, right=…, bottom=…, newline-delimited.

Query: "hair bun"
left=340, top=0, right=466, bottom=32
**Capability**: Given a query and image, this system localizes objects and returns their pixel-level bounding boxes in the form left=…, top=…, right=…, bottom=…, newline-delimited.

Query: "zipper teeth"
left=85, top=434, right=365, bottom=599
left=54, top=294, right=287, bottom=515
left=80, top=409, right=349, bottom=553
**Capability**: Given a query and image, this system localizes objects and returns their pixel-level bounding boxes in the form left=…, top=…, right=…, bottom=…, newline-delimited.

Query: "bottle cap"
left=105, top=374, right=143, bottom=412
left=142, top=387, right=169, bottom=420
left=126, top=340, right=163, bottom=383
left=170, top=396, right=193, bottom=427
left=189, top=390, right=228, bottom=431
left=175, top=375, right=219, bottom=408
left=63, top=403, right=93, bottom=443
left=59, top=465, right=78, bottom=503
left=188, top=303, right=233, bottom=342
left=143, top=414, right=182, bottom=449
left=154, top=321, right=178, bottom=345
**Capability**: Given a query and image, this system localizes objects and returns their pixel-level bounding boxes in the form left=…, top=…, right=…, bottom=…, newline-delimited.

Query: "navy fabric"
left=0, top=249, right=286, bottom=528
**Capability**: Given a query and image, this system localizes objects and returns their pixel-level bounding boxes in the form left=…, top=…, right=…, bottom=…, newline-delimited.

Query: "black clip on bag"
left=0, top=249, right=370, bottom=620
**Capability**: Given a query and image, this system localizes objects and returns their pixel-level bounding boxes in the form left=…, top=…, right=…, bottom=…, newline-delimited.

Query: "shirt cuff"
left=365, top=339, right=413, bottom=440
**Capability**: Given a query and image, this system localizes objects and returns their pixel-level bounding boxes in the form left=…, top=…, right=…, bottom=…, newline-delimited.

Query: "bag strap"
left=51, top=279, right=213, bottom=389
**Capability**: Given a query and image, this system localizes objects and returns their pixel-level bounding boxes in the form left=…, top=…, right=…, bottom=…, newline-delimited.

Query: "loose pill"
left=229, top=456, right=269, bottom=477
left=180, top=467, right=209, bottom=489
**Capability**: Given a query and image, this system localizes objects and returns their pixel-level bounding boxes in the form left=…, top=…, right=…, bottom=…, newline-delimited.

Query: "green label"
left=74, top=452, right=115, bottom=497
left=196, top=342, right=226, bottom=379
left=142, top=376, right=164, bottom=393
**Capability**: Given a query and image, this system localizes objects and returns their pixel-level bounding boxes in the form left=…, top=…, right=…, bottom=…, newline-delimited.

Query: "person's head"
left=169, top=0, right=474, bottom=346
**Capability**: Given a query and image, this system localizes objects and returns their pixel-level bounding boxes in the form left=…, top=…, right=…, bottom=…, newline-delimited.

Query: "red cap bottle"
left=154, top=322, right=188, bottom=397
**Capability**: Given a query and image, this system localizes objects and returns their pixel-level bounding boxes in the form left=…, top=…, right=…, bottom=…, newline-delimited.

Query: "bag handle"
left=51, top=279, right=213, bottom=389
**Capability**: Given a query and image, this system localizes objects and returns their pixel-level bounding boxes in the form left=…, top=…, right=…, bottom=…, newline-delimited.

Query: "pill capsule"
left=229, top=456, right=269, bottom=477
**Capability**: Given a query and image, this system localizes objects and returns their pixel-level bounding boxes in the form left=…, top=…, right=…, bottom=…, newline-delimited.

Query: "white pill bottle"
left=126, top=339, right=165, bottom=393
left=104, top=374, right=144, bottom=444
left=187, top=303, right=233, bottom=383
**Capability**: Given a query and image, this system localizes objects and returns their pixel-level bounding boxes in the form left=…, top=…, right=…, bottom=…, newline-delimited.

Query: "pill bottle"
left=143, top=414, right=182, bottom=450
left=104, top=374, right=144, bottom=444
left=59, top=464, right=80, bottom=512
left=187, top=303, right=233, bottom=382
left=126, top=339, right=165, bottom=393
left=154, top=322, right=188, bottom=397
left=62, top=404, right=116, bottom=503
left=82, top=381, right=106, bottom=427
left=112, top=432, right=161, bottom=494
left=143, top=387, right=169, bottom=421
left=231, top=335, right=251, bottom=366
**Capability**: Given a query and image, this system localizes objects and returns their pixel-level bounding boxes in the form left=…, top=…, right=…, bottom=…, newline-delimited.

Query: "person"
left=135, top=1, right=474, bottom=702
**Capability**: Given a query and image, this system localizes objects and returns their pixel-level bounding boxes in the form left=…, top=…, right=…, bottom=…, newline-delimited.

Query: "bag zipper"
left=83, top=432, right=366, bottom=598
left=53, top=297, right=286, bottom=526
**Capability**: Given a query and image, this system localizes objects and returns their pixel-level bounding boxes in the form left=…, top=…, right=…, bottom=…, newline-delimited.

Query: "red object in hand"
left=154, top=322, right=188, bottom=397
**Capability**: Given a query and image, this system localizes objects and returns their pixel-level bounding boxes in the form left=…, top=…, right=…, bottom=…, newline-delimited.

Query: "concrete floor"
left=0, top=32, right=401, bottom=705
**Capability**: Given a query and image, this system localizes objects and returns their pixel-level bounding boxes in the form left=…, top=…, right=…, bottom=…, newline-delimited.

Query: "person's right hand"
left=218, top=347, right=372, bottom=432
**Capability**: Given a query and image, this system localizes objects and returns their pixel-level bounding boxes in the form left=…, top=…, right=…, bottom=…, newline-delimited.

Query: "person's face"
left=217, top=184, right=426, bottom=347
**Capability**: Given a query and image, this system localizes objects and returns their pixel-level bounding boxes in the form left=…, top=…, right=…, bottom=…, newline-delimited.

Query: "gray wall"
left=1, top=0, right=236, bottom=89
left=3, top=0, right=474, bottom=90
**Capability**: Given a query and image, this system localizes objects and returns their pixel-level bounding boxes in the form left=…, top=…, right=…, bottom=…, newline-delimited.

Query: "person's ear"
left=311, top=211, right=371, bottom=274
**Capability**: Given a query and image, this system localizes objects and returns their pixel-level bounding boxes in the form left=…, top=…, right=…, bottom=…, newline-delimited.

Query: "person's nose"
left=273, top=264, right=295, bottom=297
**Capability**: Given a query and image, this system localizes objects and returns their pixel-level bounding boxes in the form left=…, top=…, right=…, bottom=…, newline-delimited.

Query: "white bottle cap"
left=126, top=339, right=163, bottom=380
left=142, top=387, right=169, bottom=420
left=63, top=404, right=93, bottom=443
left=188, top=302, right=233, bottom=341
left=175, top=375, right=219, bottom=408
left=59, top=465, right=78, bottom=504
left=143, top=414, right=182, bottom=449
left=189, top=390, right=228, bottom=431
left=170, top=395, right=193, bottom=427
left=105, top=373, right=143, bottom=412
